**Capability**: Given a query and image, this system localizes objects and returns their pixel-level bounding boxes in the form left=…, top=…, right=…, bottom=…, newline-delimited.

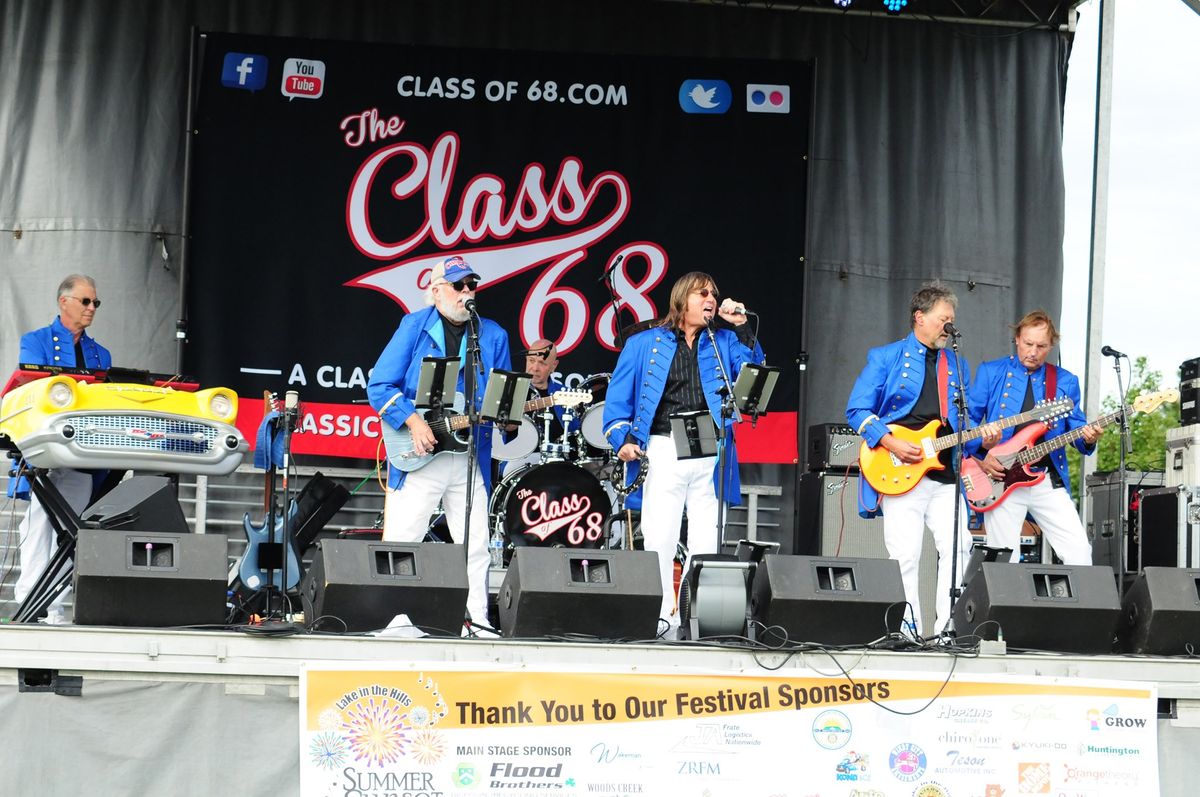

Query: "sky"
left=1060, top=0, right=1200, bottom=401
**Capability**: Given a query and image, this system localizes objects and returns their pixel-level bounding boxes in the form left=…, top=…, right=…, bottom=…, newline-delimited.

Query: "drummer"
left=500, top=339, right=581, bottom=474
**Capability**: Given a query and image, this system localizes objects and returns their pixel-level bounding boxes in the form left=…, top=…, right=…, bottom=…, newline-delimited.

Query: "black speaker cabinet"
left=499, top=548, right=661, bottom=639
left=81, top=475, right=189, bottom=533
left=1117, top=566, right=1200, bottom=655
left=751, top=555, right=906, bottom=644
left=73, top=529, right=227, bottom=626
left=952, top=563, right=1120, bottom=653
left=300, top=540, right=468, bottom=634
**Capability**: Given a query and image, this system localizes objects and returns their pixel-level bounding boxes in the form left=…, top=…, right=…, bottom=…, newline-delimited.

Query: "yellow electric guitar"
left=858, top=397, right=1073, bottom=496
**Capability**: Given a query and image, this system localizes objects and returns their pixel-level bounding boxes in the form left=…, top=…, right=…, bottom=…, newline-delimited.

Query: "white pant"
left=383, top=453, right=490, bottom=627
left=983, top=477, right=1092, bottom=565
left=880, top=478, right=972, bottom=637
left=640, top=435, right=720, bottom=631
left=15, top=468, right=94, bottom=616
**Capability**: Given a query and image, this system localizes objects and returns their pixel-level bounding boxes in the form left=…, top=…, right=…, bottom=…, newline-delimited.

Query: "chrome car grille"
left=70, top=414, right=218, bottom=455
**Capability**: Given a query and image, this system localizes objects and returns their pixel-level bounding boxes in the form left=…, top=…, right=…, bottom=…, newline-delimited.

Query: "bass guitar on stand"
left=859, top=398, right=1074, bottom=496
left=961, top=389, right=1179, bottom=512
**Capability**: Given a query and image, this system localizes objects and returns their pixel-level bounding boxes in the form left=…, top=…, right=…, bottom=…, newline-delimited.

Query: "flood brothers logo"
left=888, top=743, right=927, bottom=783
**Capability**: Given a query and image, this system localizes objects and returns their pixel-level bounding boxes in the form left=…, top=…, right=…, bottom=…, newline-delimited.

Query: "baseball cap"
left=430, top=255, right=480, bottom=284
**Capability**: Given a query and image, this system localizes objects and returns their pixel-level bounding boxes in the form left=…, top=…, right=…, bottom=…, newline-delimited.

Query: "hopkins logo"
left=221, top=52, right=268, bottom=91
left=678, top=79, right=732, bottom=114
left=811, top=709, right=852, bottom=750
left=1088, top=704, right=1148, bottom=730
left=746, top=83, right=790, bottom=114
left=281, top=57, right=325, bottom=99
left=888, top=743, right=926, bottom=783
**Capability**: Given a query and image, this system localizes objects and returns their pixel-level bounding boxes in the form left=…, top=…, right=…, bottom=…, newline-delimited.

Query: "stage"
left=1, top=623, right=1197, bottom=795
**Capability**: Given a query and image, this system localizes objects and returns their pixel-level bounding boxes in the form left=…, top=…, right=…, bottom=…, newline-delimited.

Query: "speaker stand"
left=11, top=468, right=92, bottom=623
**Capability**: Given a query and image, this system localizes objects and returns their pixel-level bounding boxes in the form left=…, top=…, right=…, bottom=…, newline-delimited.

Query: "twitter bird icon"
left=678, top=79, right=732, bottom=114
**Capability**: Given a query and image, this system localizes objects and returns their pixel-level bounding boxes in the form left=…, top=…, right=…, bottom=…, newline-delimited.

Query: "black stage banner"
left=188, top=32, right=809, bottom=462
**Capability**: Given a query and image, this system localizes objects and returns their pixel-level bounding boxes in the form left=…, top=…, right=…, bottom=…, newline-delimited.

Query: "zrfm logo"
left=221, top=52, right=268, bottom=91
left=678, top=79, right=731, bottom=114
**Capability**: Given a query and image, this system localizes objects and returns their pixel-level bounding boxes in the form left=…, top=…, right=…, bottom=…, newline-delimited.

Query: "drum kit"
left=488, top=374, right=645, bottom=562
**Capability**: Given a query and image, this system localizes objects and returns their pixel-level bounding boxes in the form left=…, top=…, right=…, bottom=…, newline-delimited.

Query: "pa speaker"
left=499, top=548, right=661, bottom=639
left=300, top=540, right=468, bottom=634
left=81, top=475, right=189, bottom=533
left=952, top=563, right=1120, bottom=653
left=73, top=529, right=227, bottom=626
left=1117, top=566, right=1200, bottom=654
left=751, top=555, right=906, bottom=645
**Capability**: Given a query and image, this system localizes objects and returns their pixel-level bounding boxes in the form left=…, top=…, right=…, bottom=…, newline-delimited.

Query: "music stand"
left=669, top=410, right=719, bottom=460
left=732, top=363, right=781, bottom=424
left=480, top=369, right=531, bottom=425
left=415, top=357, right=460, bottom=410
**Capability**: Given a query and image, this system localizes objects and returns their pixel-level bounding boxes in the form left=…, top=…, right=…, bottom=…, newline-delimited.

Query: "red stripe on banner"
left=733, top=411, right=798, bottom=465
left=236, top=399, right=798, bottom=465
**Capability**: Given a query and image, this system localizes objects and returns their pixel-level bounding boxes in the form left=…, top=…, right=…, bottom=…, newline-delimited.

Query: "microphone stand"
left=705, top=318, right=742, bottom=552
left=1111, top=353, right=1130, bottom=596
left=462, top=302, right=484, bottom=626
left=945, top=332, right=969, bottom=638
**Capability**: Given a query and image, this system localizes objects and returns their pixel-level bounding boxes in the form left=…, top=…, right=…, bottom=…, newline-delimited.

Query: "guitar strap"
left=1044, top=363, right=1057, bottom=401
left=936, top=349, right=950, bottom=420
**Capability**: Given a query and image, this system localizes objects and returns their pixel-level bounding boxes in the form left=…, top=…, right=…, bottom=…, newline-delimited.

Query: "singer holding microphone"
left=602, top=271, right=764, bottom=637
left=846, top=281, right=975, bottom=637
left=967, top=310, right=1101, bottom=564
left=367, top=255, right=511, bottom=633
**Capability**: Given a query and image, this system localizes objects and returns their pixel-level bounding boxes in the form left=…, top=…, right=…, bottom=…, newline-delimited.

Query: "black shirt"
left=441, top=315, right=465, bottom=361
left=650, top=328, right=707, bottom=435
left=895, top=347, right=955, bottom=484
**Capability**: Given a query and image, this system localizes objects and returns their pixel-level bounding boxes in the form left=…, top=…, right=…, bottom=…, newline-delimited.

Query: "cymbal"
left=619, top=318, right=662, bottom=339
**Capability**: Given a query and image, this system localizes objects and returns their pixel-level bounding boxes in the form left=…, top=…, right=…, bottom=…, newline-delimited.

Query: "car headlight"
left=47, top=380, right=76, bottom=409
left=209, top=392, right=234, bottom=420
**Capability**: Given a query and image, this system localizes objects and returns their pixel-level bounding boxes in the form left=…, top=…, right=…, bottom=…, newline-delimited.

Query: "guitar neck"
left=932, top=403, right=1063, bottom=453
left=442, top=394, right=552, bottom=433
left=1015, top=407, right=1124, bottom=465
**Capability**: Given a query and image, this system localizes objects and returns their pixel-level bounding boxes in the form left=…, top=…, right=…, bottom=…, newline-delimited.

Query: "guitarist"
left=846, top=281, right=976, bottom=637
left=367, top=255, right=512, bottom=631
left=968, top=310, right=1101, bottom=565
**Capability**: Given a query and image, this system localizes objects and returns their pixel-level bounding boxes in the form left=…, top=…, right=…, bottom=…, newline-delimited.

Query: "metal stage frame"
left=1, top=625, right=1198, bottom=795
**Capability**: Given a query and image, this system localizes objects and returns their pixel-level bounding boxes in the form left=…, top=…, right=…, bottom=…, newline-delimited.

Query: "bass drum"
left=490, top=460, right=612, bottom=551
left=577, top=373, right=612, bottom=457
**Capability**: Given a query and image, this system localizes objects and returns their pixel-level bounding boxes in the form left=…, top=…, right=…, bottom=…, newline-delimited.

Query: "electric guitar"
left=238, top=391, right=302, bottom=592
left=960, top=389, right=1180, bottom=512
left=381, top=389, right=592, bottom=472
left=859, top=398, right=1074, bottom=496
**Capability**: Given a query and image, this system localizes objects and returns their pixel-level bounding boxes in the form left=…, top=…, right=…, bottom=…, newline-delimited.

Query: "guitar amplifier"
left=1182, top=357, right=1200, bottom=425
left=807, top=423, right=859, bottom=472
left=1137, top=485, right=1200, bottom=569
left=1165, top=425, right=1200, bottom=488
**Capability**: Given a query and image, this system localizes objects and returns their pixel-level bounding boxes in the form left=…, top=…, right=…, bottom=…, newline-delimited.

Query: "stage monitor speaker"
left=300, top=540, right=468, bottom=634
left=499, top=548, right=661, bottom=639
left=1116, top=566, right=1200, bottom=655
left=751, top=554, right=906, bottom=645
left=952, top=563, right=1120, bottom=654
left=798, top=471, right=938, bottom=634
left=73, top=529, right=227, bottom=626
left=81, top=475, right=189, bottom=533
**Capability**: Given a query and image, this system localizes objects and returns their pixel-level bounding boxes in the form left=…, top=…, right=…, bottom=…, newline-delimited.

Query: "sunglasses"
left=67, top=296, right=102, bottom=309
left=437, top=278, right=479, bottom=292
left=693, top=288, right=719, bottom=300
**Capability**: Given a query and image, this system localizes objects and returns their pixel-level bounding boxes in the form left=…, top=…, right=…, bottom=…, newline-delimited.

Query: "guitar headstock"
left=1131, top=389, right=1180, bottom=415
left=1034, top=396, right=1074, bottom=422
left=262, top=390, right=282, bottom=415
left=554, top=390, right=594, bottom=408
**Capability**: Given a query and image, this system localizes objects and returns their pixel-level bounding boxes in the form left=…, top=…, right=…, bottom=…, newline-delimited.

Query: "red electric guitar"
left=859, top=398, right=1073, bottom=496
left=961, top=389, right=1179, bottom=512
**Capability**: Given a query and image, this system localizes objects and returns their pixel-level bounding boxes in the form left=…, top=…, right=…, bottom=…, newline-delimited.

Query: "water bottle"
left=489, top=532, right=505, bottom=569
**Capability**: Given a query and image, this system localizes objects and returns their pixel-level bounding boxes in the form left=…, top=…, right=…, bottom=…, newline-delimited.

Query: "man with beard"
left=846, top=281, right=975, bottom=637
left=368, top=255, right=511, bottom=633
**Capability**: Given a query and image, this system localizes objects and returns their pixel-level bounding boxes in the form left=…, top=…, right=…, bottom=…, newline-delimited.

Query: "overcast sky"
left=1060, top=0, right=1200, bottom=400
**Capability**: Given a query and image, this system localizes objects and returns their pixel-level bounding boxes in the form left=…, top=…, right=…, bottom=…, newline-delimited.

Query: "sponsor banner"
left=299, top=666, right=1159, bottom=796
left=191, top=33, right=810, bottom=463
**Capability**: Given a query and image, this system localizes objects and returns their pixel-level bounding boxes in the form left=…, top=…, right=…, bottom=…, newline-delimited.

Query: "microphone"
left=596, top=253, right=625, bottom=283
left=943, top=322, right=962, bottom=338
left=1101, top=345, right=1126, bottom=358
left=464, top=298, right=479, bottom=316
left=720, top=299, right=757, bottom=317
left=284, top=390, right=299, bottom=413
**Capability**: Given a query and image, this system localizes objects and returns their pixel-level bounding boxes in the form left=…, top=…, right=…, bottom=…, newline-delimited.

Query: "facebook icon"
left=221, top=52, right=268, bottom=91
